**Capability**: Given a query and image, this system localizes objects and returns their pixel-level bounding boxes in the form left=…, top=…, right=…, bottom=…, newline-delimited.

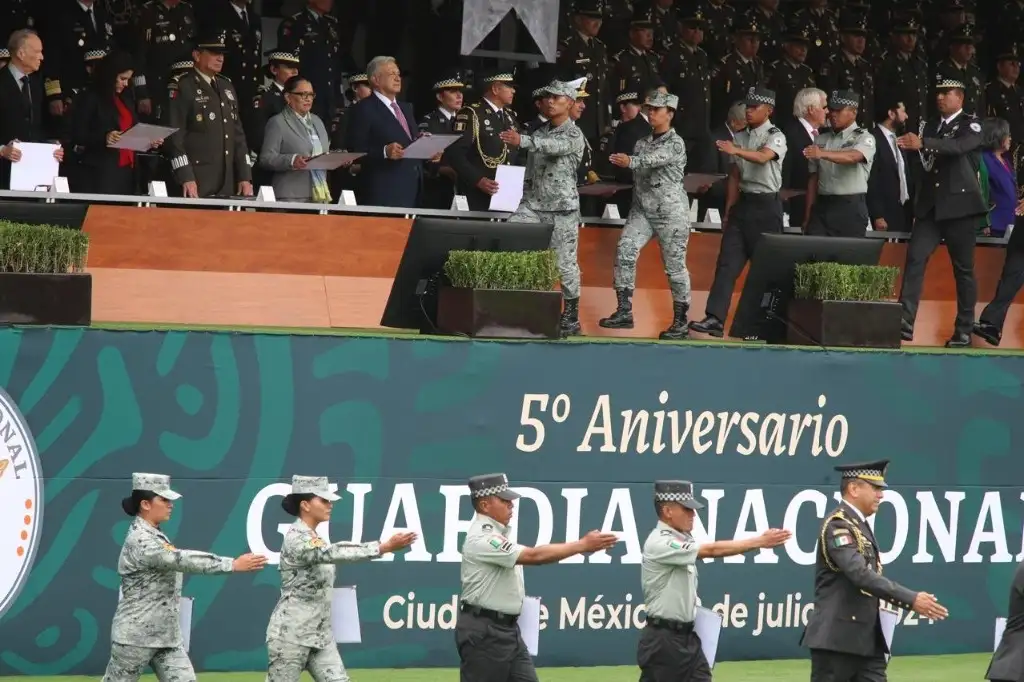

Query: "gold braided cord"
left=820, top=509, right=883, bottom=595
left=467, top=107, right=509, bottom=169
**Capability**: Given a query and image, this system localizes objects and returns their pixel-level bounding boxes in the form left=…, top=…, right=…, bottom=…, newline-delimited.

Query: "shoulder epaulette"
left=594, top=36, right=605, bottom=46
left=769, top=59, right=780, bottom=68
left=256, top=83, right=270, bottom=94
left=324, top=13, right=337, bottom=21
left=289, top=11, right=302, bottom=19
left=216, top=73, right=232, bottom=82
left=852, top=127, right=867, bottom=135
left=613, top=50, right=625, bottom=60
left=768, top=126, right=780, bottom=135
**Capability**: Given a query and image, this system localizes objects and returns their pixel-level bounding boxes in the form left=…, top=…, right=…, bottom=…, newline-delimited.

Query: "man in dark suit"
left=896, top=79, right=987, bottom=348
left=987, top=558, right=1024, bottom=681
left=696, top=100, right=747, bottom=221
left=867, top=94, right=913, bottom=233
left=346, top=55, right=421, bottom=208
left=801, top=460, right=948, bottom=682
left=0, top=29, right=64, bottom=190
left=781, top=86, right=826, bottom=229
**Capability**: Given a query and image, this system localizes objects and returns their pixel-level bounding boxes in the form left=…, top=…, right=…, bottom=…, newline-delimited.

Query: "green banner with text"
left=0, top=328, right=1018, bottom=675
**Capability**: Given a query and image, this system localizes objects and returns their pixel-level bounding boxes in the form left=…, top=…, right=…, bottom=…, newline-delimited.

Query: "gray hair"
left=982, top=117, right=1011, bottom=151
left=727, top=101, right=746, bottom=124
left=8, top=29, right=38, bottom=56
left=366, top=55, right=397, bottom=81
left=793, top=88, right=827, bottom=118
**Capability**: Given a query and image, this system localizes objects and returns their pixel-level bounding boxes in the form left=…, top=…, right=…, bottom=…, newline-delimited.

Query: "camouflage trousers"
left=101, top=643, right=195, bottom=682
left=613, top=210, right=692, bottom=304
left=267, top=638, right=350, bottom=682
left=509, top=204, right=582, bottom=299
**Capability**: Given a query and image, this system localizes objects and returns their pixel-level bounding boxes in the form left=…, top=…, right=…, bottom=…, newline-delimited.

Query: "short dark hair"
left=873, top=90, right=904, bottom=124
left=283, top=75, right=312, bottom=95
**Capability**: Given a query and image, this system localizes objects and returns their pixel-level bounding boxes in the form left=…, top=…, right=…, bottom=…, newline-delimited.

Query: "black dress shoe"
left=945, top=332, right=971, bottom=348
left=900, top=319, right=914, bottom=342
left=972, top=322, right=1001, bottom=346
left=688, top=315, right=724, bottom=337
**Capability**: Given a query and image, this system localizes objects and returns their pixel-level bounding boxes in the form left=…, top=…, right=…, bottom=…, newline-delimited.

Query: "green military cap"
left=574, top=0, right=604, bottom=18
left=948, top=22, right=980, bottom=44
left=829, top=89, right=860, bottom=110
left=541, top=77, right=587, bottom=100
left=468, top=472, right=520, bottom=501
left=654, top=480, right=704, bottom=510
left=834, top=460, right=890, bottom=488
left=645, top=91, right=679, bottom=109
left=132, top=472, right=182, bottom=500
left=195, top=30, right=228, bottom=53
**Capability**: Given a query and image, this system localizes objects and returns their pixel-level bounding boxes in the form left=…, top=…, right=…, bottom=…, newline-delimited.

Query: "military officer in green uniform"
left=612, top=7, right=662, bottom=96
left=875, top=16, right=929, bottom=134
left=638, top=480, right=790, bottom=681
left=933, top=23, right=985, bottom=117
left=789, top=0, right=838, bottom=73
left=557, top=0, right=612, bottom=143
left=709, top=16, right=765, bottom=125
left=986, top=44, right=1024, bottom=181
left=818, top=11, right=874, bottom=127
left=801, top=461, right=949, bottom=682
left=695, top=0, right=735, bottom=62
left=442, top=68, right=521, bottom=211
left=101, top=473, right=267, bottom=682
left=164, top=31, right=253, bottom=198
left=766, top=24, right=816, bottom=127
left=457, top=473, right=618, bottom=682
left=803, top=90, right=876, bottom=236
left=660, top=9, right=712, bottom=163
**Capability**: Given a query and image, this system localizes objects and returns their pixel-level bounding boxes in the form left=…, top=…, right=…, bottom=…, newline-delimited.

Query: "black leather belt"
left=460, top=602, right=518, bottom=625
left=647, top=616, right=694, bottom=633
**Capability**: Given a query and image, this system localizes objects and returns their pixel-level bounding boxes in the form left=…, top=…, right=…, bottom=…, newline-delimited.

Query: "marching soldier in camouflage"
left=266, top=475, right=415, bottom=682
left=457, top=473, right=618, bottom=682
left=818, top=11, right=874, bottom=127
left=601, top=91, right=693, bottom=340
left=801, top=461, right=949, bottom=681
left=164, top=31, right=253, bottom=198
left=499, top=79, right=588, bottom=337
left=638, top=480, right=789, bottom=681
left=803, top=90, right=876, bottom=237
left=101, top=473, right=267, bottom=682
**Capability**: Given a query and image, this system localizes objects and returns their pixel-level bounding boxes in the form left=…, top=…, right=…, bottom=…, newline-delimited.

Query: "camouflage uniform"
left=102, top=474, right=236, bottom=682
left=600, top=92, right=692, bottom=340
left=266, top=476, right=381, bottom=682
left=509, top=79, right=587, bottom=336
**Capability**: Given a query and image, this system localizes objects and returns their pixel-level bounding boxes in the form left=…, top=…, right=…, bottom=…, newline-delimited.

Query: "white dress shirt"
left=877, top=124, right=909, bottom=204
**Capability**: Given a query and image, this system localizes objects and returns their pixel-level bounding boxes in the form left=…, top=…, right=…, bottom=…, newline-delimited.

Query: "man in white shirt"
left=867, top=94, right=911, bottom=233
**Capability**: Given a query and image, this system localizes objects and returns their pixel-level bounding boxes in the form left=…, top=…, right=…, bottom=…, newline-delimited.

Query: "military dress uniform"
left=419, top=73, right=465, bottom=210
left=443, top=70, right=521, bottom=212
left=266, top=476, right=382, bottom=682
left=651, top=4, right=678, bottom=55
left=659, top=11, right=711, bottom=161
left=612, top=8, right=662, bottom=94
left=766, top=27, right=817, bottom=126
left=985, top=45, right=1024, bottom=180
left=509, top=79, right=587, bottom=337
left=874, top=18, right=930, bottom=133
left=695, top=0, right=735, bottom=62
left=601, top=92, right=693, bottom=339
left=101, top=474, right=238, bottom=682
left=790, top=4, right=838, bottom=72
left=636, top=481, right=710, bottom=681
left=898, top=78, right=986, bottom=348
left=709, top=17, right=766, bottom=125
left=556, top=0, right=612, bottom=143
left=744, top=4, right=787, bottom=65
left=818, top=14, right=874, bottom=127
left=132, top=0, right=197, bottom=120
left=806, top=90, right=876, bottom=237
left=457, top=473, right=536, bottom=682
left=597, top=0, right=634, bottom=55
left=43, top=0, right=115, bottom=115
left=276, top=8, right=347, bottom=122
left=103, top=0, right=141, bottom=51
left=164, top=35, right=252, bottom=197
left=691, top=86, right=787, bottom=338
left=195, top=0, right=263, bottom=109
left=932, top=23, right=985, bottom=116
left=1, top=0, right=36, bottom=44
left=800, top=461, right=919, bottom=682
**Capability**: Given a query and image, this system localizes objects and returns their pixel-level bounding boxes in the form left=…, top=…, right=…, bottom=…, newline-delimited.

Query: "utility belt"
left=460, top=601, right=519, bottom=626
left=646, top=616, right=694, bottom=633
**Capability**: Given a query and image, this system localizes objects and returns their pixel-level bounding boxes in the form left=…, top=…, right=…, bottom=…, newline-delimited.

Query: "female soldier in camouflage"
left=266, top=475, right=417, bottom=682
left=102, top=473, right=268, bottom=682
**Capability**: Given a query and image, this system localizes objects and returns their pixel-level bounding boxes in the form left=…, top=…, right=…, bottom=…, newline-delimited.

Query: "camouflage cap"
left=542, top=77, right=587, bottom=100
left=290, top=475, right=341, bottom=501
left=131, top=473, right=181, bottom=500
left=645, top=91, right=679, bottom=109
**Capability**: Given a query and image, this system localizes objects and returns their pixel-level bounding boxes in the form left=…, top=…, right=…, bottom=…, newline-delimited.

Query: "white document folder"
left=879, top=608, right=899, bottom=662
left=9, top=142, right=60, bottom=191
left=518, top=596, right=541, bottom=656
left=331, top=586, right=362, bottom=644
left=489, top=165, right=525, bottom=212
left=996, top=617, right=1007, bottom=652
left=695, top=606, right=723, bottom=668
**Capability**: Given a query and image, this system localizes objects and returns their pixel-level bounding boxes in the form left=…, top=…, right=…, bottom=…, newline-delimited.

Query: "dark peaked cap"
left=654, top=480, right=704, bottom=510
left=468, top=473, right=520, bottom=501
left=835, top=460, right=890, bottom=488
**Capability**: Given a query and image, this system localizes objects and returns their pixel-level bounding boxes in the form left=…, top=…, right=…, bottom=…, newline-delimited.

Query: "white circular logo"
left=0, top=387, right=43, bottom=619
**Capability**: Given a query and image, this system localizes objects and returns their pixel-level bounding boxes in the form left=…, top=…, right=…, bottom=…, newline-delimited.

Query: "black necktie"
left=240, top=8, right=248, bottom=26
left=86, top=8, right=95, bottom=31
left=20, top=76, right=32, bottom=123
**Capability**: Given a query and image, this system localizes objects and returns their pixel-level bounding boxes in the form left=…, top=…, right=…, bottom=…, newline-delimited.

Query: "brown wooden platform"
left=82, top=205, right=1024, bottom=348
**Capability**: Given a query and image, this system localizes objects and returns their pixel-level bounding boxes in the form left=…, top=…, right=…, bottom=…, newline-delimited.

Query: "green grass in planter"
left=0, top=221, right=89, bottom=273
left=793, top=262, right=899, bottom=302
left=443, top=249, right=560, bottom=291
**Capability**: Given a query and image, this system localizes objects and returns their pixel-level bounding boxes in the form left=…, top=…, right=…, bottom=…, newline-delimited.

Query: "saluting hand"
left=232, top=553, right=268, bottom=572
left=911, top=592, right=948, bottom=620
left=381, top=531, right=418, bottom=554
left=579, top=530, right=620, bottom=552
left=757, top=528, right=792, bottom=548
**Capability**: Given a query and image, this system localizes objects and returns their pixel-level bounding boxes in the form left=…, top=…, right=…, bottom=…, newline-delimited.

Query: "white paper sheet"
left=489, top=165, right=525, bottom=212
left=117, top=588, right=192, bottom=652
left=518, top=596, right=541, bottom=656
left=996, top=617, right=1007, bottom=652
left=109, top=124, right=178, bottom=151
left=9, top=142, right=60, bottom=191
left=695, top=606, right=723, bottom=668
left=305, top=152, right=365, bottom=170
left=879, top=608, right=899, bottom=661
left=331, top=586, right=362, bottom=644
left=402, top=134, right=461, bottom=159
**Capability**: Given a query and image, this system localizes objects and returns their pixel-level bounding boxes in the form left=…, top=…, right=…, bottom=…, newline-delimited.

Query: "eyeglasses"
left=289, top=91, right=316, bottom=99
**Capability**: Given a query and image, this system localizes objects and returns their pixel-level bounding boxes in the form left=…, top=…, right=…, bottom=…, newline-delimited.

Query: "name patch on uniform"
left=488, top=535, right=513, bottom=553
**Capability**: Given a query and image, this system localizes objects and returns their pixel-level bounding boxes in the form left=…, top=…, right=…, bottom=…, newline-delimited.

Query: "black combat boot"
left=560, top=297, right=582, bottom=337
left=598, top=289, right=634, bottom=328
left=659, top=302, right=690, bottom=340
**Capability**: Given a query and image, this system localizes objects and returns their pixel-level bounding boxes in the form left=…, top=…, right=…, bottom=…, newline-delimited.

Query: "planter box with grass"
left=437, top=249, right=562, bottom=339
left=0, top=221, right=91, bottom=326
left=787, top=262, right=901, bottom=349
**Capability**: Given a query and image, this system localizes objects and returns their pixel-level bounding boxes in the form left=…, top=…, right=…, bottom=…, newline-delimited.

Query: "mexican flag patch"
left=834, top=534, right=852, bottom=548
left=669, top=540, right=683, bottom=550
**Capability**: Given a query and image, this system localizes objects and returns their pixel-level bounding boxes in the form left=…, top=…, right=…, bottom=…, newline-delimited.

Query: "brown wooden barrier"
left=83, top=205, right=1024, bottom=348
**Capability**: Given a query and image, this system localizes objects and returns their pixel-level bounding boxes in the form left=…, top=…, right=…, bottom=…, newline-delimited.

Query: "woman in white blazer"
left=259, top=76, right=336, bottom=202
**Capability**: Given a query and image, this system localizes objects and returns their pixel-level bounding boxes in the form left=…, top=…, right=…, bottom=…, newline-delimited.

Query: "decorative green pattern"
left=0, top=328, right=1020, bottom=675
